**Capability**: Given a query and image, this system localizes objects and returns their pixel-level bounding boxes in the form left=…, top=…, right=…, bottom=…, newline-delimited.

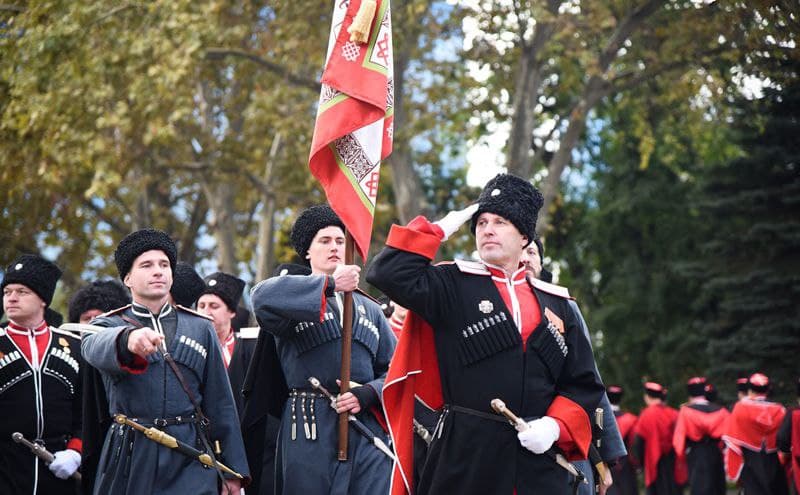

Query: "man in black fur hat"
left=80, top=229, right=249, bottom=495
left=367, top=173, right=604, bottom=495
left=197, top=271, right=256, bottom=415
left=249, top=205, right=396, bottom=495
left=1, top=254, right=84, bottom=493
left=68, top=280, right=130, bottom=324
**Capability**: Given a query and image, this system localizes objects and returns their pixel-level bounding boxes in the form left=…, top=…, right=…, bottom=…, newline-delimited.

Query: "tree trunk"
left=537, top=81, right=605, bottom=233
left=202, top=179, right=238, bottom=273
left=255, top=134, right=282, bottom=282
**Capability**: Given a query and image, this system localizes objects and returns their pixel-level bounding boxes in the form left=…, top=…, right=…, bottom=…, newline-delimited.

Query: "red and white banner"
left=309, top=0, right=394, bottom=261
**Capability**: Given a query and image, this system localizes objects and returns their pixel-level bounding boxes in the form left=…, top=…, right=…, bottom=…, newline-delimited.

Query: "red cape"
left=634, top=404, right=686, bottom=487
left=723, top=397, right=786, bottom=481
left=382, top=311, right=442, bottom=495
left=673, top=404, right=729, bottom=459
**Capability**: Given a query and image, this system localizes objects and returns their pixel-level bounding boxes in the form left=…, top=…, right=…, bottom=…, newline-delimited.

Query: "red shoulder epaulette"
left=175, top=304, right=214, bottom=321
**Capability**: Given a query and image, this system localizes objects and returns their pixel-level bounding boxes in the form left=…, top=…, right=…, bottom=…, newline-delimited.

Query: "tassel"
left=347, top=0, right=377, bottom=44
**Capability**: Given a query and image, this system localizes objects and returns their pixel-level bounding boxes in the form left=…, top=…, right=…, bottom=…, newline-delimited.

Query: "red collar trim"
left=7, top=320, right=48, bottom=335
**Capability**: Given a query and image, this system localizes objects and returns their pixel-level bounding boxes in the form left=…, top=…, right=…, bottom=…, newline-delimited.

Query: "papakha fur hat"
left=1, top=254, right=62, bottom=306
left=114, top=229, right=177, bottom=281
left=290, top=205, right=345, bottom=264
left=470, top=173, right=543, bottom=247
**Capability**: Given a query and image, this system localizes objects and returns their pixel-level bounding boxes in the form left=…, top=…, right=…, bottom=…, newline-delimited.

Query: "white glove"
left=517, top=416, right=560, bottom=454
left=49, top=449, right=81, bottom=479
left=433, top=203, right=479, bottom=240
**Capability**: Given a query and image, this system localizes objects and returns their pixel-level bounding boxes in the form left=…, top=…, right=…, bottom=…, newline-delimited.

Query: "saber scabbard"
left=490, top=399, right=587, bottom=485
left=12, top=432, right=82, bottom=481
left=113, top=415, right=243, bottom=479
left=308, top=377, right=396, bottom=461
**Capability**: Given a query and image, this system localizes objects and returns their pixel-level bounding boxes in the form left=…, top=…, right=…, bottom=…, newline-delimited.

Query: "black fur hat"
left=470, top=173, right=543, bottom=247
left=687, top=377, right=707, bottom=397
left=44, top=307, right=63, bottom=327
left=290, top=205, right=345, bottom=263
left=200, top=272, right=245, bottom=311
left=1, top=254, right=62, bottom=306
left=68, top=280, right=130, bottom=323
left=171, top=261, right=205, bottom=308
left=606, top=385, right=623, bottom=405
left=114, top=229, right=177, bottom=281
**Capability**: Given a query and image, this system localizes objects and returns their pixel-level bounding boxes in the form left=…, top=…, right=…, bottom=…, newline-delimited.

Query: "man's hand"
left=433, top=203, right=479, bottom=240
left=335, top=391, right=362, bottom=414
left=221, top=478, right=242, bottom=495
left=599, top=468, right=613, bottom=495
left=517, top=416, right=560, bottom=454
left=127, top=328, right=164, bottom=358
left=49, top=449, right=81, bottom=479
left=332, top=264, right=360, bottom=293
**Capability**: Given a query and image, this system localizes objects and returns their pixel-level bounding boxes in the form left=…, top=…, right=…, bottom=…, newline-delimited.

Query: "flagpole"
left=338, top=231, right=356, bottom=461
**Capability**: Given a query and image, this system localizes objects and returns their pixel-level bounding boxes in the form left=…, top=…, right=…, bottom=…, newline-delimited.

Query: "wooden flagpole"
left=338, top=232, right=356, bottom=461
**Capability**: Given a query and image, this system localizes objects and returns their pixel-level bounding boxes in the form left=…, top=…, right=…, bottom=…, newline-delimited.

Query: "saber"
left=12, top=432, right=82, bottom=481
left=308, top=377, right=396, bottom=461
left=58, top=323, right=104, bottom=335
left=591, top=407, right=609, bottom=488
left=113, top=415, right=243, bottom=479
left=490, top=399, right=587, bottom=484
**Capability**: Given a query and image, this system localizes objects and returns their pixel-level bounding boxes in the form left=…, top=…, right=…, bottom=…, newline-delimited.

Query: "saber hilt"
left=113, top=415, right=243, bottom=479
left=490, top=399, right=587, bottom=485
left=12, top=432, right=82, bottom=481
left=592, top=407, right=609, bottom=488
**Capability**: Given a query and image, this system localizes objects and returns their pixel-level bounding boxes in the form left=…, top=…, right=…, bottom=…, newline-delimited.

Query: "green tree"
left=696, top=58, right=800, bottom=404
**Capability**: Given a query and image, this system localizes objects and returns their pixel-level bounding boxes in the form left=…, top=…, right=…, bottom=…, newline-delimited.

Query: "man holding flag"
left=245, top=0, right=397, bottom=491
left=249, top=205, right=396, bottom=494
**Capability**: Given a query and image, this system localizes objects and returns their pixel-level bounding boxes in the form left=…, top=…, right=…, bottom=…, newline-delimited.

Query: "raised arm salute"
left=368, top=173, right=605, bottom=495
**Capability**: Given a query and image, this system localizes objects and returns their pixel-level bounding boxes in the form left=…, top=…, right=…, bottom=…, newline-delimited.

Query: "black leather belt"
left=445, top=404, right=508, bottom=423
left=129, top=414, right=200, bottom=427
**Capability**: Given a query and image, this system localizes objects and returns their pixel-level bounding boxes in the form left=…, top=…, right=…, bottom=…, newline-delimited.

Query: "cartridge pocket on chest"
left=457, top=311, right=519, bottom=366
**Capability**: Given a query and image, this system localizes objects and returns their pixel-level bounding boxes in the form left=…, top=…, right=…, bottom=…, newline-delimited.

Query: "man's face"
left=520, top=242, right=542, bottom=278
left=475, top=212, right=527, bottom=268
left=2, top=283, right=45, bottom=324
left=124, top=250, right=173, bottom=302
left=197, top=294, right=236, bottom=338
left=79, top=308, right=104, bottom=324
left=306, top=225, right=346, bottom=275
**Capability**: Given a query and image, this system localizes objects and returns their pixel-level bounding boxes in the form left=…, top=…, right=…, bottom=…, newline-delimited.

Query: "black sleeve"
left=367, top=246, right=453, bottom=327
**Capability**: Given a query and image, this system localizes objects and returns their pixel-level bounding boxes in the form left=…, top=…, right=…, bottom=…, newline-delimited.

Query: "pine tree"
left=698, top=59, right=800, bottom=403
